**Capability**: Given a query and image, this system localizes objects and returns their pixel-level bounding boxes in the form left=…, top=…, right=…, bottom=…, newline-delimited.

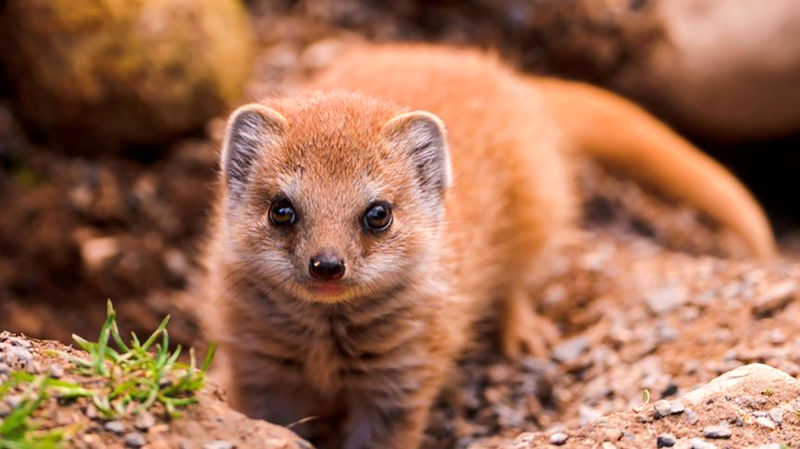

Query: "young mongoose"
left=201, top=45, right=774, bottom=449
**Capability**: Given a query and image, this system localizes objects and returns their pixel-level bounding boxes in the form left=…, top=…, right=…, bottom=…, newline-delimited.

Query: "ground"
left=2, top=3, right=800, bottom=449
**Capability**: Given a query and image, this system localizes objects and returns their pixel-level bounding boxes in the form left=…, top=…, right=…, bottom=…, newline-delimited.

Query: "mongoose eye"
left=269, top=198, right=297, bottom=226
left=363, top=201, right=393, bottom=232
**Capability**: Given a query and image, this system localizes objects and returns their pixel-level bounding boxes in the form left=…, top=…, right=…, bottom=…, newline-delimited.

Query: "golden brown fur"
left=200, top=44, right=774, bottom=449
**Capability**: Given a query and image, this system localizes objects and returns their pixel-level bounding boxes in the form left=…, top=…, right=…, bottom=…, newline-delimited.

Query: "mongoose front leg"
left=343, top=400, right=431, bottom=449
left=501, top=284, right=559, bottom=359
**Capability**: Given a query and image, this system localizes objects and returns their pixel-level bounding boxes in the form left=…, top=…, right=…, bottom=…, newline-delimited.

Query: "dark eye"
left=269, top=198, right=296, bottom=226
left=363, top=201, right=393, bottom=232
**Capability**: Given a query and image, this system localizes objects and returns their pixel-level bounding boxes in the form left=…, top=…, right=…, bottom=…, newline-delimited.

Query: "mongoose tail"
left=535, top=77, right=776, bottom=259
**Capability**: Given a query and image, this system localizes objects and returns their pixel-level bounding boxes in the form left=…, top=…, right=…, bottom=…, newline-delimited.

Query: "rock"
left=653, top=400, right=685, bottom=418
left=755, top=416, right=775, bottom=430
left=601, top=443, right=617, bottom=449
left=104, top=420, right=126, bottom=434
left=0, top=0, right=255, bottom=154
left=681, top=364, right=796, bottom=405
left=768, top=407, right=784, bottom=425
left=80, top=237, right=120, bottom=272
left=551, top=336, right=589, bottom=364
left=549, top=432, right=568, bottom=445
left=646, top=284, right=688, bottom=315
left=752, top=280, right=796, bottom=316
left=702, top=425, right=731, bottom=439
left=689, top=439, right=717, bottom=449
left=134, top=411, right=156, bottom=431
left=124, top=432, right=147, bottom=448
left=657, top=433, right=677, bottom=447
left=47, top=364, right=64, bottom=378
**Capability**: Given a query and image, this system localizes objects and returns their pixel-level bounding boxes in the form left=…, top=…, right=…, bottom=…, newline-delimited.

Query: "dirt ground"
left=2, top=2, right=800, bottom=449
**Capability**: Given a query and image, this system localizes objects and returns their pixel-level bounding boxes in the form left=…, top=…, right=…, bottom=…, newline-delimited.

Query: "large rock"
left=617, top=0, right=800, bottom=141
left=0, top=0, right=254, bottom=154
left=479, top=364, right=800, bottom=448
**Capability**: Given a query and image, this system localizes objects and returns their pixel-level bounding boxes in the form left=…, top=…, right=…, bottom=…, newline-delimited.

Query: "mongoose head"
left=218, top=91, right=452, bottom=303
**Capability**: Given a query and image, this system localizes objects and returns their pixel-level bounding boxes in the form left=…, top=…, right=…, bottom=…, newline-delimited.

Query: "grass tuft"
left=0, top=300, right=216, bottom=448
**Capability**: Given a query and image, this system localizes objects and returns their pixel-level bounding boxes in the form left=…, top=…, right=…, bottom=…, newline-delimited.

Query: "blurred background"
left=0, top=0, right=799, bottom=353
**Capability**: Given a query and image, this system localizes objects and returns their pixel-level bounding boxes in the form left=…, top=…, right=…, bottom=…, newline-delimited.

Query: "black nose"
left=309, top=251, right=345, bottom=280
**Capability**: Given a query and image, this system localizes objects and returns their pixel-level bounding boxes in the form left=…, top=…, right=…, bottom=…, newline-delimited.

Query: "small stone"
left=0, top=363, right=9, bottom=374
left=654, top=400, right=685, bottom=418
left=752, top=280, right=796, bottom=316
left=47, top=364, right=64, bottom=378
left=657, top=433, right=677, bottom=447
left=549, top=432, right=568, bottom=445
left=768, top=407, right=784, bottom=425
left=26, top=361, right=42, bottom=374
left=689, top=438, right=717, bottom=449
left=646, top=284, right=688, bottom=315
left=603, top=428, right=623, bottom=442
left=551, top=336, right=589, bottom=364
left=768, top=328, right=786, bottom=345
left=578, top=404, right=603, bottom=426
left=124, top=432, right=146, bottom=448
left=6, top=337, right=31, bottom=348
left=755, top=416, right=776, bottom=429
left=601, top=443, right=617, bottom=449
left=204, top=441, right=235, bottom=449
left=512, top=432, right=535, bottom=448
left=134, top=411, right=156, bottom=430
left=702, top=425, right=731, bottom=439
left=104, top=420, right=125, bottom=434
left=8, top=346, right=33, bottom=363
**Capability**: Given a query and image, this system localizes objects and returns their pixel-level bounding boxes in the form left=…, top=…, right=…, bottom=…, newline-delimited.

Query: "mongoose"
left=201, top=45, right=775, bottom=449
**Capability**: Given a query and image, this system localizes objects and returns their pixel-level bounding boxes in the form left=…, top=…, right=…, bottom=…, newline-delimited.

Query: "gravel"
left=657, top=433, right=677, bottom=447
left=124, top=432, right=147, bottom=448
left=701, top=425, right=731, bottom=439
left=548, top=432, right=568, bottom=445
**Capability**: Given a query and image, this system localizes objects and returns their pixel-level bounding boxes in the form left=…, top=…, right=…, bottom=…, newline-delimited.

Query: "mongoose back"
left=202, top=44, right=775, bottom=449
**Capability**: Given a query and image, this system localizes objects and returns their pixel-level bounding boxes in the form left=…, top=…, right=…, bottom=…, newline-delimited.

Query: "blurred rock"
left=0, top=0, right=255, bottom=154
left=621, top=0, right=800, bottom=141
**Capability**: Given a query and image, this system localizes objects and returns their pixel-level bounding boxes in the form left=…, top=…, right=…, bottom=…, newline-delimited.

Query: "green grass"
left=0, top=300, right=216, bottom=448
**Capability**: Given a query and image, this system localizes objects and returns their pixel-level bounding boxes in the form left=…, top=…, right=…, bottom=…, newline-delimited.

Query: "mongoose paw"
left=501, top=302, right=559, bottom=360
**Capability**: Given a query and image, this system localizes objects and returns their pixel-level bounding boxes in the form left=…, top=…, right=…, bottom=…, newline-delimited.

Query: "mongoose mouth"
left=306, top=282, right=346, bottom=296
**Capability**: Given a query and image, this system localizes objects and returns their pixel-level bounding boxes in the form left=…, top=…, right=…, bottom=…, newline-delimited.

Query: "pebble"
left=48, top=364, right=64, bottom=378
left=684, top=409, right=699, bottom=425
left=104, top=420, right=125, bottom=434
left=646, top=284, right=688, bottom=315
left=768, top=407, right=784, bottom=425
left=755, top=416, right=775, bottom=429
left=653, top=400, right=685, bottom=418
left=551, top=336, right=589, bottom=364
left=752, top=280, right=796, bottom=316
left=689, top=438, right=717, bottom=449
left=204, top=441, right=235, bottom=449
left=7, top=346, right=33, bottom=363
left=657, top=433, right=677, bottom=447
left=601, top=443, right=617, bottom=449
left=702, top=425, right=731, bottom=439
left=124, top=432, right=146, bottom=448
left=134, top=411, right=156, bottom=430
left=0, top=363, right=9, bottom=374
left=549, top=432, right=568, bottom=445
left=5, top=337, right=31, bottom=348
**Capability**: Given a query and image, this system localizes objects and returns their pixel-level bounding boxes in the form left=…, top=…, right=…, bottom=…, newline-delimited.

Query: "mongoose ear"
left=220, top=104, right=288, bottom=198
left=381, top=111, right=452, bottom=197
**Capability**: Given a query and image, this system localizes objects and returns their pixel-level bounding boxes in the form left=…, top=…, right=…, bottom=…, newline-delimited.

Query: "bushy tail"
left=534, top=77, right=776, bottom=259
